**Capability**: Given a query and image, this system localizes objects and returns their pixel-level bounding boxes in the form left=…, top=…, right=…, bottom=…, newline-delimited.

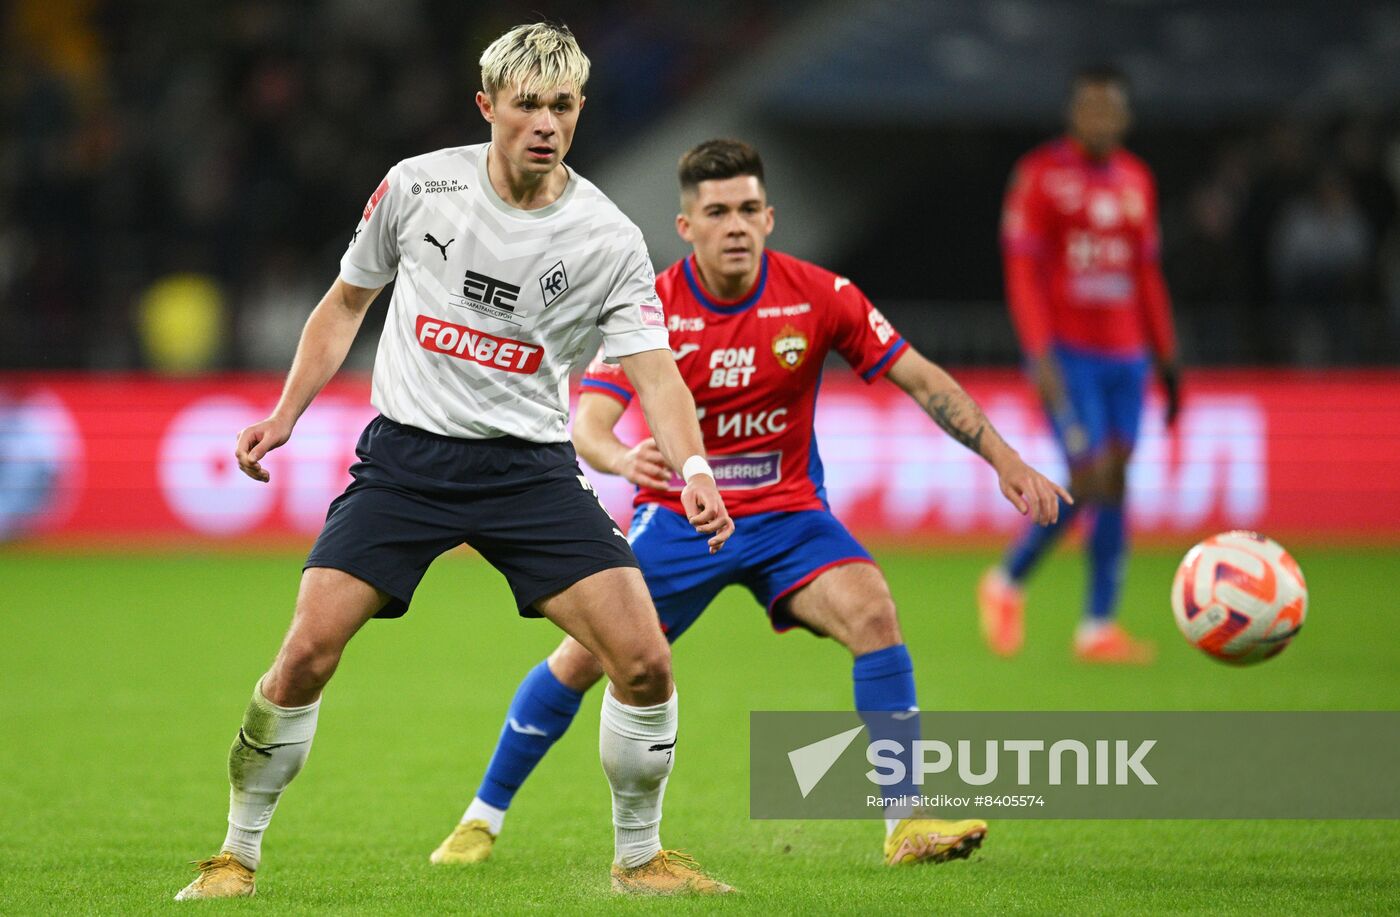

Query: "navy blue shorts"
left=626, top=504, right=875, bottom=641
left=305, top=416, right=639, bottom=618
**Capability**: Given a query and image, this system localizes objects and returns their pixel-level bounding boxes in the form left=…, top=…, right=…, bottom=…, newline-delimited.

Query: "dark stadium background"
left=4, top=0, right=1400, bottom=371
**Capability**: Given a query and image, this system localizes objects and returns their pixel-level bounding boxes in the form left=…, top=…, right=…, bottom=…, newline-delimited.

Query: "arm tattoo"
left=925, top=390, right=990, bottom=456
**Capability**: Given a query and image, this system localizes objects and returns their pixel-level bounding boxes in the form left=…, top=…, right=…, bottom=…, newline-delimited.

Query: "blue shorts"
left=626, top=505, right=874, bottom=641
left=1047, top=344, right=1151, bottom=465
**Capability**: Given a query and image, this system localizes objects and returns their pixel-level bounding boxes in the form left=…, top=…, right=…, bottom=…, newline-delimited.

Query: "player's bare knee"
left=612, top=645, right=672, bottom=706
left=1068, top=467, right=1091, bottom=499
left=1069, top=466, right=1099, bottom=503
left=270, top=637, right=342, bottom=703
left=838, top=596, right=902, bottom=656
left=1104, top=454, right=1129, bottom=503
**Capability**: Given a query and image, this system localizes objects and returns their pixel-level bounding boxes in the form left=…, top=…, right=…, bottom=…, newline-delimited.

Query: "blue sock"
left=1088, top=504, right=1126, bottom=622
left=1004, top=501, right=1079, bottom=583
left=853, top=645, right=920, bottom=812
left=476, top=661, right=584, bottom=810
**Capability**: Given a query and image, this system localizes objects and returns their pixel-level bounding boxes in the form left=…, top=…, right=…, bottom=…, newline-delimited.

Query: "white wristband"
left=682, top=455, right=713, bottom=481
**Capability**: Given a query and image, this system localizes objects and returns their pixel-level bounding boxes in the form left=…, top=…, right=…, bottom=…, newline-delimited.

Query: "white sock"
left=220, top=679, right=319, bottom=870
left=462, top=797, right=506, bottom=836
left=1076, top=618, right=1110, bottom=644
left=599, top=688, right=677, bottom=868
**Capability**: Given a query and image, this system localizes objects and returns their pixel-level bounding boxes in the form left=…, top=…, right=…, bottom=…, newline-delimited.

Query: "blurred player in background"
left=176, top=23, right=736, bottom=900
left=432, top=139, right=1070, bottom=869
left=980, top=65, right=1182, bottom=664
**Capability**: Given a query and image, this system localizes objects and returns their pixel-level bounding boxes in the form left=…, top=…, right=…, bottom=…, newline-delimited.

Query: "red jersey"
left=1001, top=137, right=1176, bottom=360
left=580, top=249, right=908, bottom=518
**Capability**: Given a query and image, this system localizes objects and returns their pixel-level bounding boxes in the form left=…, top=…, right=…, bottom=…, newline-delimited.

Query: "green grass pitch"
left=2, top=545, right=1398, bottom=914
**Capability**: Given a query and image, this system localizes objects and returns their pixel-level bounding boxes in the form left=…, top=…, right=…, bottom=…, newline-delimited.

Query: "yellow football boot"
left=610, top=850, right=736, bottom=895
left=884, top=818, right=987, bottom=866
left=173, top=853, right=256, bottom=900
left=429, top=819, right=496, bottom=865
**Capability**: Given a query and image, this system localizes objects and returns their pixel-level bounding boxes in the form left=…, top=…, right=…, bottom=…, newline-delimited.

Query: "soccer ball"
left=1170, top=531, right=1308, bottom=665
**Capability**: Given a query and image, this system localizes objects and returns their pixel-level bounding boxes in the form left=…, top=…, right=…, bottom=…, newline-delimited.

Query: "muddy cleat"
left=173, top=853, right=256, bottom=900
left=978, top=567, right=1025, bottom=657
left=429, top=819, right=496, bottom=865
left=884, top=818, right=987, bottom=866
left=1074, top=623, right=1156, bottom=665
left=610, top=850, right=736, bottom=895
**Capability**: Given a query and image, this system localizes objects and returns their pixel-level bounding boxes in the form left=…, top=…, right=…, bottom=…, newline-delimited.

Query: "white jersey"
left=339, top=143, right=669, bottom=441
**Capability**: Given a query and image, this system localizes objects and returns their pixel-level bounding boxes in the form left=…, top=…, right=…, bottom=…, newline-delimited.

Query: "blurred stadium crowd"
left=1162, top=118, right=1397, bottom=365
left=3, top=0, right=1398, bottom=372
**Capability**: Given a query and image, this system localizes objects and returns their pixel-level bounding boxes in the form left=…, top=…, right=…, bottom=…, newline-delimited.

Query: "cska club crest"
left=772, top=325, right=809, bottom=371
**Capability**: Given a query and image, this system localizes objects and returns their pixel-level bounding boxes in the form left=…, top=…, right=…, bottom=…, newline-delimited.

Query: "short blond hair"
left=480, top=22, right=590, bottom=99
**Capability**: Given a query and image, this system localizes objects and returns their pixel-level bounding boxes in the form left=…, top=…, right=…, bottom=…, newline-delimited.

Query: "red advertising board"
left=2, top=371, right=1397, bottom=545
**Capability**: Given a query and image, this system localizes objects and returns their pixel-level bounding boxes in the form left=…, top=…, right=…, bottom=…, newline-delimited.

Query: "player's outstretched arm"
left=884, top=347, right=1072, bottom=525
left=235, top=277, right=383, bottom=483
left=572, top=393, right=670, bottom=490
left=618, top=348, right=734, bottom=551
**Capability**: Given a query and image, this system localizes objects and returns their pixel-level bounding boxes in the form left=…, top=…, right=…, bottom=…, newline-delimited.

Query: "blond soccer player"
left=175, top=22, right=734, bottom=900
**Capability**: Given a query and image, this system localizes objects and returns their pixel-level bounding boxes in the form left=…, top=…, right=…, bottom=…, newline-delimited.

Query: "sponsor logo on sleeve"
left=868, top=308, right=894, bottom=345
left=641, top=304, right=666, bottom=328
left=362, top=177, right=390, bottom=221
left=415, top=314, right=543, bottom=374
left=539, top=260, right=569, bottom=307
left=772, top=325, right=809, bottom=371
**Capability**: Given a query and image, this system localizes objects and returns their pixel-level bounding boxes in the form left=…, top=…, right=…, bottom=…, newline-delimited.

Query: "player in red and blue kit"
left=979, top=65, right=1182, bottom=665
left=433, top=139, right=1070, bottom=870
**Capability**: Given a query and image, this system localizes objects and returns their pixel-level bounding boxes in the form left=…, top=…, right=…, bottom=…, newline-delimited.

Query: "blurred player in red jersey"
left=979, top=65, right=1182, bottom=664
left=432, top=139, right=1071, bottom=869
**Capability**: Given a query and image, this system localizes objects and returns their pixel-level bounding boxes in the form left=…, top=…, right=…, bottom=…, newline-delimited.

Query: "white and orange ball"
left=1171, top=531, right=1308, bottom=665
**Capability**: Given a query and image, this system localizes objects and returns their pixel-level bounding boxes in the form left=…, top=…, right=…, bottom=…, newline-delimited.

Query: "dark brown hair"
left=678, top=139, right=765, bottom=194
left=1072, top=63, right=1130, bottom=96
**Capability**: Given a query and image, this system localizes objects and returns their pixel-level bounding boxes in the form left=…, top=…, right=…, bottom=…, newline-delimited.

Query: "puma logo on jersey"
left=424, top=233, right=454, bottom=260
left=673, top=342, right=701, bottom=360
